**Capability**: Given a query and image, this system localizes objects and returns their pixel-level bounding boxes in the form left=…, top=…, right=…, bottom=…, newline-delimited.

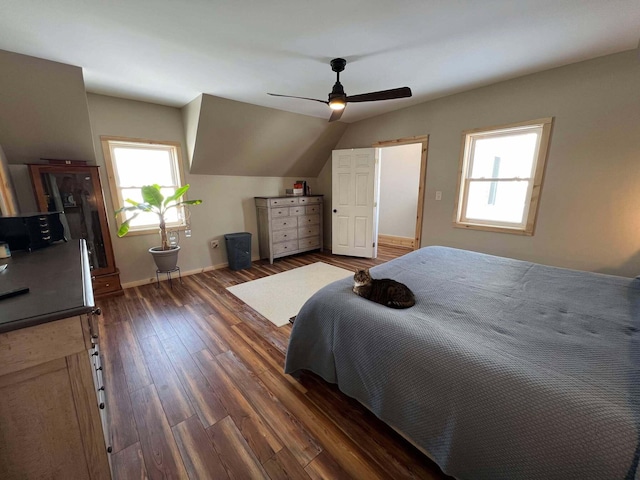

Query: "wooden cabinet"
left=28, top=163, right=122, bottom=298
left=0, top=314, right=111, bottom=479
left=255, top=195, right=323, bottom=264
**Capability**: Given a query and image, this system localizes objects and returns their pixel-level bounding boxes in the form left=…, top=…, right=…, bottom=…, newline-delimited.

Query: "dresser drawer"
left=273, top=228, right=298, bottom=243
left=289, top=205, right=305, bottom=216
left=272, top=216, right=298, bottom=231
left=300, top=196, right=322, bottom=205
left=273, top=240, right=298, bottom=255
left=269, top=197, right=299, bottom=207
left=298, top=225, right=320, bottom=239
left=299, top=237, right=321, bottom=250
left=299, top=214, right=320, bottom=226
left=272, top=207, right=290, bottom=218
left=92, top=272, right=122, bottom=297
left=304, top=205, right=321, bottom=215
left=299, top=197, right=322, bottom=204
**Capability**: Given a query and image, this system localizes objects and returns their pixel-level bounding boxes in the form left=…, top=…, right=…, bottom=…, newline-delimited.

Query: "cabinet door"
left=0, top=359, right=92, bottom=479
left=29, top=165, right=115, bottom=276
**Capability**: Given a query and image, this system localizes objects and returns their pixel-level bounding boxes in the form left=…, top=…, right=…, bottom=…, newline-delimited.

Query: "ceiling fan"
left=268, top=58, right=412, bottom=122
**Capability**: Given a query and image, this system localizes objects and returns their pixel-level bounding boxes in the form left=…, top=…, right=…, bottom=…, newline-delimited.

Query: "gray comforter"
left=284, top=246, right=640, bottom=479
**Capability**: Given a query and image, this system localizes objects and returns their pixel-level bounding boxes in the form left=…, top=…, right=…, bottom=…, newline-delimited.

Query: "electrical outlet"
left=435, top=191, right=442, bottom=201
left=210, top=240, right=219, bottom=249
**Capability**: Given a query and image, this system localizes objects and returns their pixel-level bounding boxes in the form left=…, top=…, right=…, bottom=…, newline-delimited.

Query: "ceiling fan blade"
left=267, top=93, right=328, bottom=105
left=346, top=87, right=412, bottom=103
left=329, top=108, right=344, bottom=122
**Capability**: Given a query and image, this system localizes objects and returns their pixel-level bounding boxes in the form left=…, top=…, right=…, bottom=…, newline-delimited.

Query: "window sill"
left=453, top=221, right=533, bottom=236
left=116, top=225, right=188, bottom=237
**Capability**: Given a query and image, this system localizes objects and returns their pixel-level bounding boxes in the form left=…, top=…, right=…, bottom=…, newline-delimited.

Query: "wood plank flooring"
left=98, top=246, right=451, bottom=480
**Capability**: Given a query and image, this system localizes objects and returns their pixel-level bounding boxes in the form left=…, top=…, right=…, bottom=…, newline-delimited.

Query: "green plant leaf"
left=141, top=185, right=164, bottom=208
left=115, top=202, right=151, bottom=216
left=117, top=213, right=139, bottom=237
left=163, top=184, right=190, bottom=206
left=164, top=199, right=203, bottom=211
left=125, top=199, right=152, bottom=210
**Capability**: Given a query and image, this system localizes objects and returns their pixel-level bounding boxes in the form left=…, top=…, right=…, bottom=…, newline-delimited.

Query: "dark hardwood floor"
left=98, top=246, right=451, bottom=479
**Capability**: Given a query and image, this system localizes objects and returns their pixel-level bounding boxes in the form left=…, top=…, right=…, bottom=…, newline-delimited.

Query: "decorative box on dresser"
left=28, top=162, right=123, bottom=298
left=255, top=195, right=323, bottom=264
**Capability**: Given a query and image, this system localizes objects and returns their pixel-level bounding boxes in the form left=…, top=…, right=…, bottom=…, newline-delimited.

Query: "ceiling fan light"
left=329, top=99, right=345, bottom=110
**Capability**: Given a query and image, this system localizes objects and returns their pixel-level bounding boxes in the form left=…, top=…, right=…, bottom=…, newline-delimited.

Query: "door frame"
left=372, top=135, right=429, bottom=251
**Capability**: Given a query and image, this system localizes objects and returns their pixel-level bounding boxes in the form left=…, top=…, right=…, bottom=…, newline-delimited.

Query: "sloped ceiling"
left=184, top=94, right=347, bottom=177
left=0, top=49, right=96, bottom=164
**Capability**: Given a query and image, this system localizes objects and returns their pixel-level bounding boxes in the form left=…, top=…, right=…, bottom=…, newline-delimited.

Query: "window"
left=454, top=118, right=553, bottom=235
left=101, top=137, right=187, bottom=234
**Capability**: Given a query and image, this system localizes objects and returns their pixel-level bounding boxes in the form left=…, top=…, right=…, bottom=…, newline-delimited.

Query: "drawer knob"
left=107, top=446, right=113, bottom=454
left=93, top=308, right=102, bottom=316
left=284, top=235, right=287, bottom=237
left=105, top=283, right=110, bottom=287
left=99, top=402, right=105, bottom=410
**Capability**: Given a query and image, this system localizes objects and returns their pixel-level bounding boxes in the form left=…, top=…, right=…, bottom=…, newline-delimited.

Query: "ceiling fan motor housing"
left=330, top=58, right=347, bottom=73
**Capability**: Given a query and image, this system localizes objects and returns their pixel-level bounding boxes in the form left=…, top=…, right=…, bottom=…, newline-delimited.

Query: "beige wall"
left=87, top=93, right=317, bottom=285
left=0, top=50, right=95, bottom=165
left=329, top=50, right=640, bottom=277
left=5, top=46, right=639, bottom=281
left=378, top=144, right=422, bottom=238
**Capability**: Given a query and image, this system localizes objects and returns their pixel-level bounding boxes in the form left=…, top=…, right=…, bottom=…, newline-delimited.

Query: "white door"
left=332, top=148, right=379, bottom=258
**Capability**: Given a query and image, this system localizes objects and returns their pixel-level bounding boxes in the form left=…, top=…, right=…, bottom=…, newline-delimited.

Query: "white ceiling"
left=2, top=0, right=639, bottom=123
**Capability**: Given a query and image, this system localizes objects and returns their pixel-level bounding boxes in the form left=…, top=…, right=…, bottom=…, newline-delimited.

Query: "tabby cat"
left=352, top=268, right=416, bottom=309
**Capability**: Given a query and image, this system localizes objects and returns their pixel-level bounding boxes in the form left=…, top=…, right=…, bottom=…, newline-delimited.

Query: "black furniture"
left=0, top=212, right=65, bottom=251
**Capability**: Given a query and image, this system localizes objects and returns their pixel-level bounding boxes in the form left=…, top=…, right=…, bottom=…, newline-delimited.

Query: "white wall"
left=327, top=50, right=640, bottom=278
left=87, top=94, right=317, bottom=285
left=378, top=143, right=422, bottom=238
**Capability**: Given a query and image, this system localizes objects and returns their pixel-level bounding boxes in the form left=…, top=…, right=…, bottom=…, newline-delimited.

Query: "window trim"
left=453, top=117, right=553, bottom=236
left=100, top=136, right=188, bottom=236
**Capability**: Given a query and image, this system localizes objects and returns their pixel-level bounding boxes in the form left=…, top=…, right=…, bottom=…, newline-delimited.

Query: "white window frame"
left=453, top=117, right=553, bottom=236
left=101, top=136, right=188, bottom=235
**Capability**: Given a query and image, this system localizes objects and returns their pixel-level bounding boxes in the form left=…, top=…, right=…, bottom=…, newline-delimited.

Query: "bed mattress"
left=285, top=246, right=640, bottom=479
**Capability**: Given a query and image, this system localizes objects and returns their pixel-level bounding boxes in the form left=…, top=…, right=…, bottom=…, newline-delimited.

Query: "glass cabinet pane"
left=39, top=172, right=108, bottom=270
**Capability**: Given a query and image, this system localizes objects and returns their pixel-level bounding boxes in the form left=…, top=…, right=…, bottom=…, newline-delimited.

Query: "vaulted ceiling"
left=1, top=0, right=639, bottom=123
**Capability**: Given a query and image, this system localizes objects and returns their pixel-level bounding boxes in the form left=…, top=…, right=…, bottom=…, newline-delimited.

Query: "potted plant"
left=115, top=184, right=202, bottom=271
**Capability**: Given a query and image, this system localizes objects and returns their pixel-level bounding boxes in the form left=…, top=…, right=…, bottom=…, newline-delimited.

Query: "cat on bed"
left=353, top=268, right=415, bottom=309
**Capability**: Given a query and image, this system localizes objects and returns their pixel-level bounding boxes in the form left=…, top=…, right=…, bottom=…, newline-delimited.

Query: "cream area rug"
left=227, top=262, right=353, bottom=327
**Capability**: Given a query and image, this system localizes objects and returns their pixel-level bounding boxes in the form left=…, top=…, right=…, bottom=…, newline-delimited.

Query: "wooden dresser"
left=0, top=241, right=111, bottom=479
left=255, top=195, right=323, bottom=264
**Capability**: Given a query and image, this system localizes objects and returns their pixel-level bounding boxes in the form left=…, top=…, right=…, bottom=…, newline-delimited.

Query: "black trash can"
left=224, top=232, right=252, bottom=271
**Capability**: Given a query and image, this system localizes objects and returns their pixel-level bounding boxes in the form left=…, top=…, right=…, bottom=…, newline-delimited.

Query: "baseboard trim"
left=378, top=234, right=415, bottom=249
left=121, top=256, right=261, bottom=289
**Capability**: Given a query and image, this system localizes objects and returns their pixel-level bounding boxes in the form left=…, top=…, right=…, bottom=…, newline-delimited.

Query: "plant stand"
left=155, top=266, right=182, bottom=289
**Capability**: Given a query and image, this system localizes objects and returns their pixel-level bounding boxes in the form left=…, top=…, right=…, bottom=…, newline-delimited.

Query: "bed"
left=284, top=246, right=640, bottom=480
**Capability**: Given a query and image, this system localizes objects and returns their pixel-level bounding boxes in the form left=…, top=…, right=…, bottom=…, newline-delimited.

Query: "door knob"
left=333, top=209, right=337, bottom=213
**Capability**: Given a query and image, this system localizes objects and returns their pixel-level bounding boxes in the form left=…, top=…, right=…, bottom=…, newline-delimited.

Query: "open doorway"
left=373, top=135, right=428, bottom=251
